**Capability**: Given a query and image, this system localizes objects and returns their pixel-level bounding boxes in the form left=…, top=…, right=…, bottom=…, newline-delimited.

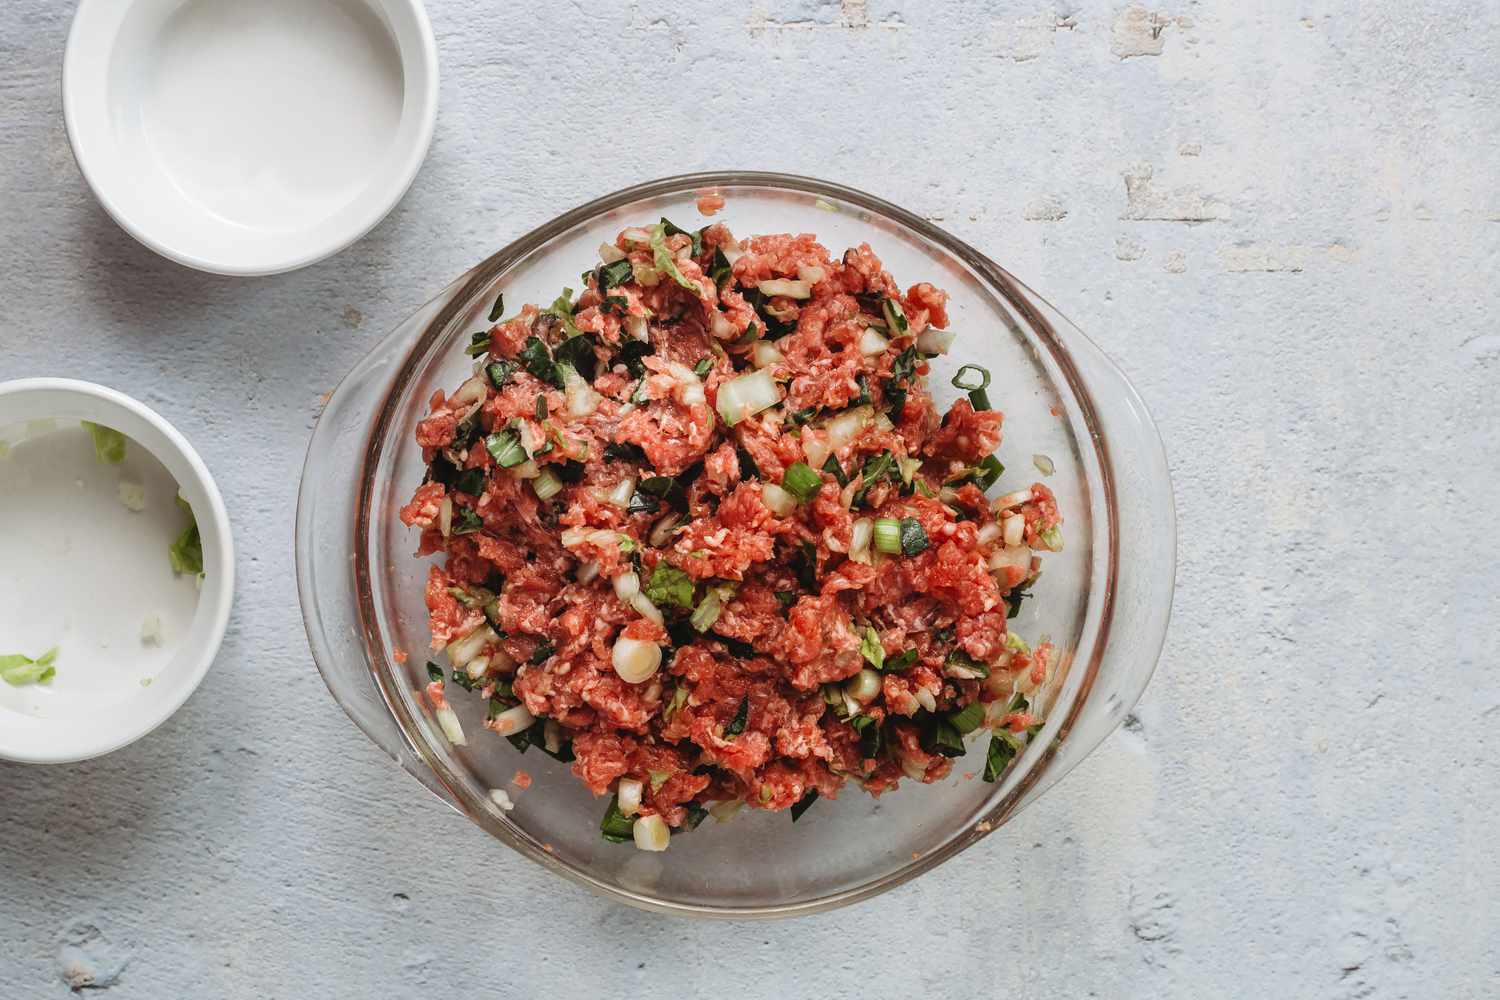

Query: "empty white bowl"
left=0, top=379, right=235, bottom=763
left=63, top=0, right=438, bottom=276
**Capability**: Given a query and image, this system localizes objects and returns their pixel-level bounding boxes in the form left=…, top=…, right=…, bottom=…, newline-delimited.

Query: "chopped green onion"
left=82, top=422, right=126, bottom=464
left=899, top=517, right=930, bottom=556
left=600, top=796, right=635, bottom=843
left=426, top=661, right=444, bottom=684
left=822, top=455, right=849, bottom=487
left=1039, top=525, right=1064, bottom=552
left=850, top=714, right=884, bottom=759
left=690, top=589, right=722, bottom=633
left=881, top=297, right=909, bottom=336
left=873, top=518, right=902, bottom=554
left=452, top=466, right=485, bottom=496
left=644, top=563, right=695, bottom=611
left=488, top=291, right=506, bottom=323
left=859, top=626, right=885, bottom=670
left=629, top=475, right=678, bottom=515
left=659, top=217, right=704, bottom=257
left=920, top=715, right=967, bottom=759
left=684, top=803, right=710, bottom=830
left=975, top=455, right=1005, bottom=491
left=944, top=649, right=990, bottom=680
left=692, top=357, right=713, bottom=377
left=535, top=394, right=548, bottom=421
left=723, top=696, right=750, bottom=738
left=485, top=430, right=527, bottom=469
left=952, top=365, right=992, bottom=411
left=532, top=469, right=563, bottom=501
left=790, top=788, right=818, bottom=821
left=983, top=733, right=1018, bottom=782
left=948, top=702, right=986, bottom=735
left=781, top=462, right=822, bottom=503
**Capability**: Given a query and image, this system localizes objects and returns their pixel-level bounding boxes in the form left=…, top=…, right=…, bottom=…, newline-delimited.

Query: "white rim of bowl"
left=60, top=0, right=440, bottom=277
left=0, top=378, right=235, bottom=763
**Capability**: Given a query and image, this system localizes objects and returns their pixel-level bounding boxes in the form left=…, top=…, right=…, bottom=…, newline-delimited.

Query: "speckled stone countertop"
left=2, top=1, right=1496, bottom=996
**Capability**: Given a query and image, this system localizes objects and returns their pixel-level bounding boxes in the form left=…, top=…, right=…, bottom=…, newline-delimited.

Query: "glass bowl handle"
left=1015, top=301, right=1177, bottom=812
left=295, top=269, right=480, bottom=809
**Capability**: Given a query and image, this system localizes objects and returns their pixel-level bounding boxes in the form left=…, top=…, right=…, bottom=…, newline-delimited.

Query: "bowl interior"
left=0, top=380, right=234, bottom=763
left=353, top=183, right=1110, bottom=911
left=64, top=0, right=436, bottom=275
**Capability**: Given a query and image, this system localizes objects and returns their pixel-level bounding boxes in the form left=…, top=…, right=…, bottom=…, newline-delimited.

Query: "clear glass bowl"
left=295, top=172, right=1175, bottom=917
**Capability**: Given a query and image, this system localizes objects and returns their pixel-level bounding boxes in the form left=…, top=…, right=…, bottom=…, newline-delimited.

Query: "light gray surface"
left=2, top=1, right=1497, bottom=996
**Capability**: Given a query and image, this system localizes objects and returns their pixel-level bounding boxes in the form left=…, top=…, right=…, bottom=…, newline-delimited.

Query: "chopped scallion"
left=983, top=733, right=1017, bottom=782
left=485, top=430, right=527, bottom=469
left=723, top=696, right=750, bottom=739
left=532, top=469, right=563, bottom=501
left=781, top=462, right=822, bottom=503
left=487, top=292, right=506, bottom=323
left=859, top=626, right=884, bottom=671
left=952, top=364, right=992, bottom=411
left=873, top=518, right=902, bottom=554
left=790, top=788, right=818, bottom=822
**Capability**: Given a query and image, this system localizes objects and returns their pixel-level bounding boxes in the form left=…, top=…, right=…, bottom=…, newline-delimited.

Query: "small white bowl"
left=0, top=379, right=235, bottom=763
left=63, top=0, right=438, bottom=276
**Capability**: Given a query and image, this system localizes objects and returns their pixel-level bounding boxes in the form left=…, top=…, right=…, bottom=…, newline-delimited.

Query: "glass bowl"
left=295, top=172, right=1175, bottom=917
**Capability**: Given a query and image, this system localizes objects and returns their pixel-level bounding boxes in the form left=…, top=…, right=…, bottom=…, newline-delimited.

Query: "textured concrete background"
left=2, top=1, right=1497, bottom=996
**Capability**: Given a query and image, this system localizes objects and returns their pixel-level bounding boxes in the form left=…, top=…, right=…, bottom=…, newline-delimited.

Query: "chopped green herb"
left=485, top=430, right=527, bottom=469
left=615, top=340, right=654, bottom=379
left=983, top=733, right=1018, bottom=782
left=535, top=394, right=548, bottom=421
left=465, top=330, right=491, bottom=357
left=884, top=649, right=918, bottom=673
left=426, top=661, right=444, bottom=684
left=529, top=640, right=556, bottom=665
left=736, top=447, right=761, bottom=481
left=786, top=406, right=818, bottom=426
left=487, top=292, right=506, bottom=323
left=644, top=563, right=695, bottom=611
left=599, top=258, right=635, bottom=289
left=790, top=788, right=819, bottom=822
left=684, top=803, right=710, bottom=830
left=899, top=517, right=930, bottom=556
left=600, top=796, right=635, bottom=843
left=554, top=334, right=597, bottom=382
left=451, top=508, right=483, bottom=535
left=604, top=441, right=648, bottom=464
left=518, top=336, right=560, bottom=387
left=692, top=357, right=713, bottom=377
left=0, top=647, right=58, bottom=687
left=781, top=462, right=822, bottom=503
left=850, top=714, right=884, bottom=759
left=712, top=633, right=758, bottom=659
left=708, top=247, right=733, bottom=288
left=822, top=454, right=849, bottom=487
left=974, top=455, right=1005, bottom=491
left=948, top=702, right=985, bottom=735
left=853, top=374, right=872, bottom=406
left=629, top=475, right=679, bottom=515
left=859, top=626, right=885, bottom=671
left=792, top=540, right=818, bottom=591
left=890, top=346, right=921, bottom=384
left=1007, top=580, right=1034, bottom=620
left=775, top=589, right=798, bottom=611
left=919, top=713, right=966, bottom=759
left=545, top=289, right=583, bottom=338
left=723, top=696, right=750, bottom=738
left=449, top=668, right=480, bottom=692
left=453, top=466, right=486, bottom=496
left=82, top=421, right=126, bottom=464
left=486, top=360, right=516, bottom=389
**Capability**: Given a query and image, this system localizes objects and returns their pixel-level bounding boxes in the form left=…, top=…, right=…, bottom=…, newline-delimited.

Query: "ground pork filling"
left=401, top=218, right=1064, bottom=849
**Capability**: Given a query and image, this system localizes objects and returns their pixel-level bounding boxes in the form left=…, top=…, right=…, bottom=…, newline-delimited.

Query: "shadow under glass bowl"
left=295, top=172, right=1175, bottom=918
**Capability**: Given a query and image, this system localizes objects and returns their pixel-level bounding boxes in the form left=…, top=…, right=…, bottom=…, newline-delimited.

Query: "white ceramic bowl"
left=0, top=379, right=235, bottom=763
left=63, top=0, right=439, bottom=276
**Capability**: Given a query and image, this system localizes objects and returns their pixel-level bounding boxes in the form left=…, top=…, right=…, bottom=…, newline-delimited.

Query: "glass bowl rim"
left=331, top=170, right=1172, bottom=918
